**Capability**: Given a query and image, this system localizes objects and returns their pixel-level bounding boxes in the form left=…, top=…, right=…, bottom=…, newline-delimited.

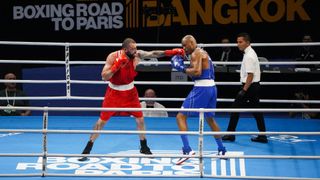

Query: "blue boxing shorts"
left=181, top=86, right=217, bottom=118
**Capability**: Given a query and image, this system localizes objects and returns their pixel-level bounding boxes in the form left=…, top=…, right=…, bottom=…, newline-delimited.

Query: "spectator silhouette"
left=0, top=73, right=31, bottom=116
left=140, top=88, right=168, bottom=117
left=295, top=34, right=320, bottom=69
left=216, top=37, right=242, bottom=66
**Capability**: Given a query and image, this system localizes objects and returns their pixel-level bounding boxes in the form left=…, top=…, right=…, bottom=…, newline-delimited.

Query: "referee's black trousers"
left=226, top=82, right=266, bottom=132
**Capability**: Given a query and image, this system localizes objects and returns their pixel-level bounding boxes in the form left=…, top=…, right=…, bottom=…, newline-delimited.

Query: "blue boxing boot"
left=176, top=135, right=196, bottom=165
left=176, top=146, right=196, bottom=165
left=216, top=138, right=227, bottom=159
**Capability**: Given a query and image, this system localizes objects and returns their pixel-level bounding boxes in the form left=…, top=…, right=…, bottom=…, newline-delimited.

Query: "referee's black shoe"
left=222, top=135, right=235, bottom=142
left=251, top=135, right=268, bottom=143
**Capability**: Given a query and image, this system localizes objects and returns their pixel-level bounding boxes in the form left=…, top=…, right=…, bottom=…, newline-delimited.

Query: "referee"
left=222, top=32, right=268, bottom=143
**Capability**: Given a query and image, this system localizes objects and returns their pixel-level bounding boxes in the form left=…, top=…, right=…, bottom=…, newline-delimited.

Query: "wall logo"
left=13, top=2, right=124, bottom=31
left=16, top=150, right=246, bottom=176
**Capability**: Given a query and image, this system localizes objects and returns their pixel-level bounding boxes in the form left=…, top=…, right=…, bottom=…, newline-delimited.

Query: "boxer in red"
left=79, top=38, right=184, bottom=161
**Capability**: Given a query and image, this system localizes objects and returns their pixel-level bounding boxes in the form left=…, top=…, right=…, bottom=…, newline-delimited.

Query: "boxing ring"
left=0, top=41, right=320, bottom=180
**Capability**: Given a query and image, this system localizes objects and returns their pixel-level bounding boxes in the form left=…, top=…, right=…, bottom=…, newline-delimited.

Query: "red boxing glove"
left=110, top=55, right=128, bottom=73
left=165, top=48, right=185, bottom=57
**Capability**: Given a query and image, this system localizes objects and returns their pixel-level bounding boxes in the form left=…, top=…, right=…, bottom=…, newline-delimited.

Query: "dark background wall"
left=1, top=0, right=319, bottom=43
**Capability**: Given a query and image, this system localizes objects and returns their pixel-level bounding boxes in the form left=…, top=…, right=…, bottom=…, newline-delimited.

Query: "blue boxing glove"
left=171, top=55, right=186, bottom=73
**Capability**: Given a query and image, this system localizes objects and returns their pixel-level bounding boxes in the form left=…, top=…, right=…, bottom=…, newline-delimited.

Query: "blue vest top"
left=192, top=56, right=215, bottom=81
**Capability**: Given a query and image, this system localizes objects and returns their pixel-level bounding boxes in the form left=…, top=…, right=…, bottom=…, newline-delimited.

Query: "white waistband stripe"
left=194, top=79, right=215, bottom=87
left=108, top=82, right=134, bottom=91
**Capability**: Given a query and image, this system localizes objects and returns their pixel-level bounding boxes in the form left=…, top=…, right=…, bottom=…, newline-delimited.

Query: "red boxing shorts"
left=100, top=86, right=143, bottom=121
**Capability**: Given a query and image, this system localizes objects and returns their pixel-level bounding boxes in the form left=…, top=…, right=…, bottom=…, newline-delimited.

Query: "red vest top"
left=109, top=50, right=137, bottom=85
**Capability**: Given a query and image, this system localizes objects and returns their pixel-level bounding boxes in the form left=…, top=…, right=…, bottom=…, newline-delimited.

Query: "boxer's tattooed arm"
left=137, top=50, right=166, bottom=59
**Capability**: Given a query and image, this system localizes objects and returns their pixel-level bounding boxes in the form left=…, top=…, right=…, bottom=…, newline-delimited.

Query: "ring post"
left=65, top=43, right=71, bottom=99
left=41, top=106, right=48, bottom=177
left=198, top=109, right=204, bottom=177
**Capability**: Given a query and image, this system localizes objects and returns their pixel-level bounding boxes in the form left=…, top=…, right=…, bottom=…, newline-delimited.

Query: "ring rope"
left=0, top=174, right=41, bottom=177
left=1, top=41, right=320, bottom=47
left=1, top=96, right=319, bottom=104
left=0, top=60, right=65, bottom=64
left=0, top=80, right=67, bottom=83
left=72, top=80, right=320, bottom=86
left=204, top=175, right=320, bottom=180
left=0, top=96, right=67, bottom=100
left=1, top=106, right=320, bottom=112
left=1, top=59, right=320, bottom=66
left=0, top=153, right=319, bottom=160
left=0, top=173, right=317, bottom=180
left=2, top=79, right=320, bottom=86
left=1, top=106, right=319, bottom=113
left=69, top=61, right=320, bottom=65
left=0, top=129, right=319, bottom=136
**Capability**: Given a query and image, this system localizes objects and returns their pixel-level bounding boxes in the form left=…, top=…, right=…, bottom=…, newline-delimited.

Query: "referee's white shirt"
left=240, top=45, right=261, bottom=83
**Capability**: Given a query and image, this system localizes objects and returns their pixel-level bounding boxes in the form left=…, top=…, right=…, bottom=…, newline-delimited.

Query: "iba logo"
left=16, top=150, right=246, bottom=176
left=269, top=135, right=317, bottom=144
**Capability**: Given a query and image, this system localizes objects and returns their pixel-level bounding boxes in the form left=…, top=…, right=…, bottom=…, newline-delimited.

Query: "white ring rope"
left=11, top=129, right=317, bottom=136
left=74, top=61, right=320, bottom=65
left=0, top=174, right=317, bottom=180
left=0, top=153, right=319, bottom=160
left=2, top=79, right=320, bottom=86
left=1, top=79, right=320, bottom=86
left=0, top=106, right=319, bottom=113
left=1, top=41, right=320, bottom=47
left=1, top=78, right=319, bottom=103
left=1, top=96, right=320, bottom=104
left=0, top=80, right=66, bottom=83
left=0, top=60, right=65, bottom=64
left=0, top=96, right=67, bottom=100
left=1, top=59, right=320, bottom=65
left=70, top=61, right=320, bottom=65
left=60, top=80, right=320, bottom=86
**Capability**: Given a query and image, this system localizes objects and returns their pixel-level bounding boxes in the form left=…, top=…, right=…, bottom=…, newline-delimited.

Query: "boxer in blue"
left=172, top=35, right=227, bottom=165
